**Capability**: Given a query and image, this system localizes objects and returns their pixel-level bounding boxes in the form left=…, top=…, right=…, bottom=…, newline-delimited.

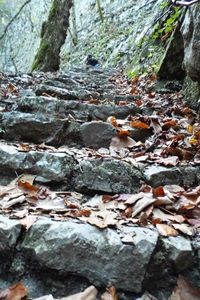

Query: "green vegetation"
left=31, top=40, right=49, bottom=71
left=96, top=0, right=104, bottom=23
left=127, top=4, right=184, bottom=78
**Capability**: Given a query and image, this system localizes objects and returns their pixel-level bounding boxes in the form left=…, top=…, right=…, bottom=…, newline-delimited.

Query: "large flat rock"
left=17, top=96, right=141, bottom=121
left=22, top=217, right=159, bottom=293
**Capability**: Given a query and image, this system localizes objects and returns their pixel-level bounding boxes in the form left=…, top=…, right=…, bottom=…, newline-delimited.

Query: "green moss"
left=49, top=0, right=60, bottom=15
left=31, top=40, right=50, bottom=71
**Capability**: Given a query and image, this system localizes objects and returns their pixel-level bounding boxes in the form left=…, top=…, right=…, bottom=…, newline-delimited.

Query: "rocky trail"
left=0, top=68, right=200, bottom=300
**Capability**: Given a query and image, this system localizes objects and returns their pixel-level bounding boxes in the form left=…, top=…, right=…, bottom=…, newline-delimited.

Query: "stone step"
left=0, top=110, right=152, bottom=147
left=0, top=142, right=199, bottom=193
left=16, top=96, right=142, bottom=121
left=0, top=215, right=199, bottom=298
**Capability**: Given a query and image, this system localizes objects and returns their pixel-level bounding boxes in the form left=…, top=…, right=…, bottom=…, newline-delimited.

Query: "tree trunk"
left=32, top=0, right=72, bottom=72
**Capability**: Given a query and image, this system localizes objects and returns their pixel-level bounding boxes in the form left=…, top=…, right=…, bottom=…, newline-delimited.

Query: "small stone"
left=80, top=121, right=117, bottom=149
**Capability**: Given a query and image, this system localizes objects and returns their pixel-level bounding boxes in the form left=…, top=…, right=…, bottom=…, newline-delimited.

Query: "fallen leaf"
left=0, top=282, right=28, bottom=300
left=110, top=136, right=136, bottom=151
left=152, top=208, right=185, bottom=224
left=132, top=196, right=155, bottom=217
left=156, top=224, right=178, bottom=236
left=125, top=192, right=144, bottom=205
left=152, top=186, right=165, bottom=198
left=130, top=87, right=137, bottom=94
left=168, top=275, right=200, bottom=300
left=20, top=215, right=38, bottom=231
left=172, top=223, right=196, bottom=236
left=163, top=120, right=177, bottom=130
left=130, top=121, right=149, bottom=129
left=148, top=93, right=155, bottom=98
left=117, top=129, right=130, bottom=137
left=18, top=180, right=39, bottom=192
left=107, top=116, right=118, bottom=127
left=101, top=286, right=118, bottom=300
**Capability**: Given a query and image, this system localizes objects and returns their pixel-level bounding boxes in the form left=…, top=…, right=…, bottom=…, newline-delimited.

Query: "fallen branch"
left=0, top=0, right=32, bottom=41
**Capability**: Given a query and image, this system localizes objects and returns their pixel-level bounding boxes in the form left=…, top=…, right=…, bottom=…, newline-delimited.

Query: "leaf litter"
left=1, top=70, right=200, bottom=299
left=1, top=276, right=200, bottom=300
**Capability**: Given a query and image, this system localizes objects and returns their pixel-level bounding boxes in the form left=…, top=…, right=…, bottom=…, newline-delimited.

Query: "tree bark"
left=32, top=0, right=72, bottom=72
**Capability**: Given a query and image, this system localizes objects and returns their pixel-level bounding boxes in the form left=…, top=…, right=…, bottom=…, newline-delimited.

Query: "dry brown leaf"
left=125, top=192, right=144, bottom=205
left=172, top=223, right=196, bottom=236
left=152, top=208, right=185, bottom=224
left=18, top=174, right=36, bottom=185
left=101, top=286, right=118, bottom=300
left=154, top=156, right=179, bottom=167
left=130, top=87, right=137, bottom=94
left=132, top=196, right=155, bottom=217
left=80, top=210, right=118, bottom=229
left=156, top=224, right=178, bottom=236
left=20, top=215, right=38, bottom=231
left=162, top=120, right=177, bottom=130
left=130, top=121, right=149, bottom=129
left=152, top=186, right=165, bottom=198
left=18, top=180, right=39, bottom=193
left=0, top=282, right=28, bottom=300
left=154, top=196, right=173, bottom=206
left=168, top=275, right=200, bottom=300
left=110, top=136, right=136, bottom=151
left=117, top=129, right=131, bottom=137
left=106, top=116, right=118, bottom=127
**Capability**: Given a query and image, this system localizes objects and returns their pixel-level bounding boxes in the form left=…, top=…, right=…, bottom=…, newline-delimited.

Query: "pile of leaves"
left=0, top=173, right=199, bottom=237
left=1, top=275, right=200, bottom=300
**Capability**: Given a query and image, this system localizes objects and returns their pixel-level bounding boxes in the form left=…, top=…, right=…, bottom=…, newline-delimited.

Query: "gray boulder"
left=2, top=112, right=68, bottom=146
left=161, top=236, right=194, bottom=272
left=80, top=121, right=117, bottom=149
left=74, top=158, right=142, bottom=193
left=22, top=217, right=158, bottom=293
left=143, top=165, right=200, bottom=187
left=0, top=143, right=74, bottom=184
left=0, top=215, right=21, bottom=251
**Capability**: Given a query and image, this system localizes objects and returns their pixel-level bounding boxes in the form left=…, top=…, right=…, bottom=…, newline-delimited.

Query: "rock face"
left=0, top=0, right=166, bottom=73
left=181, top=3, right=200, bottom=83
left=61, top=0, right=165, bottom=71
left=0, top=0, right=52, bottom=72
left=180, top=3, right=200, bottom=111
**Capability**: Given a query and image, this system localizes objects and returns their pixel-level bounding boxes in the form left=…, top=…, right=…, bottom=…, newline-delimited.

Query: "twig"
left=136, top=0, right=157, bottom=11
left=0, top=0, right=32, bottom=41
left=172, top=0, right=200, bottom=5
left=144, top=4, right=173, bottom=36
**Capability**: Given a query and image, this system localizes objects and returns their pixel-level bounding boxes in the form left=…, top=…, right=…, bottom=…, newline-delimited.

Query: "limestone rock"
left=17, top=96, right=141, bottom=121
left=181, top=4, right=200, bottom=83
left=74, top=158, right=142, bottom=193
left=2, top=112, right=68, bottom=146
left=80, top=121, right=117, bottom=149
left=22, top=217, right=158, bottom=293
left=0, top=215, right=21, bottom=251
left=161, top=236, right=194, bottom=272
left=0, top=143, right=74, bottom=184
left=144, top=165, right=200, bottom=187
